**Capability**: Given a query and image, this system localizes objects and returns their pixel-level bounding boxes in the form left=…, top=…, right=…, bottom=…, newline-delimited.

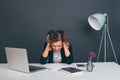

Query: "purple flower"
left=89, top=52, right=96, bottom=58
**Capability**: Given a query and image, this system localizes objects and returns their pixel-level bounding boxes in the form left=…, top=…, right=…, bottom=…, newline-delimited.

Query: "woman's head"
left=47, top=29, right=69, bottom=52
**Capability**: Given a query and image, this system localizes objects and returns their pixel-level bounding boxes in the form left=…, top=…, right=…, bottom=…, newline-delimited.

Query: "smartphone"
left=75, top=64, right=85, bottom=67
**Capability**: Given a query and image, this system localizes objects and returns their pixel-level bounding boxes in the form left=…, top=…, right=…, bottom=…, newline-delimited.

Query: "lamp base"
left=97, top=24, right=118, bottom=63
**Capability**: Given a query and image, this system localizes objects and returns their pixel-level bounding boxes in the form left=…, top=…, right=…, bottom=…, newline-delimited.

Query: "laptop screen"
left=5, top=47, right=30, bottom=73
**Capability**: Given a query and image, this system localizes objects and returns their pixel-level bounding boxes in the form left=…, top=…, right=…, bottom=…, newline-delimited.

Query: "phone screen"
left=76, top=64, right=85, bottom=67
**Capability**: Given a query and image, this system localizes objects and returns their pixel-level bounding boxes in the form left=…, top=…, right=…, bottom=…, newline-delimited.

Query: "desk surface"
left=0, top=62, right=120, bottom=80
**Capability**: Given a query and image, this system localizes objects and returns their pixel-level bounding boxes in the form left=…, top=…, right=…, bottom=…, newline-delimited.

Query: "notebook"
left=60, top=67, right=84, bottom=75
left=5, top=47, right=46, bottom=73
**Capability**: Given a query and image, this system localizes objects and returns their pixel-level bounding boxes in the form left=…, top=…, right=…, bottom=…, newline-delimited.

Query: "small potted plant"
left=86, top=51, right=96, bottom=72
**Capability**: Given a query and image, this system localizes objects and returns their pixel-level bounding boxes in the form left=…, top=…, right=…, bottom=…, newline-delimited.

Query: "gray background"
left=0, top=0, right=120, bottom=64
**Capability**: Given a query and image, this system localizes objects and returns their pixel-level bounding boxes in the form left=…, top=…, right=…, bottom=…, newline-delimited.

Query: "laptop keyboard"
left=29, top=65, right=47, bottom=72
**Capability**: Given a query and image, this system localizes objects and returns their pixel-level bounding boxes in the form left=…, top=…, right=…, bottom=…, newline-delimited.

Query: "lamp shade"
left=88, top=13, right=106, bottom=31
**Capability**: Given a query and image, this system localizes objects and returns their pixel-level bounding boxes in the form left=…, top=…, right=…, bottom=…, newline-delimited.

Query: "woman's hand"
left=47, top=35, right=50, bottom=43
left=63, top=42, right=69, bottom=49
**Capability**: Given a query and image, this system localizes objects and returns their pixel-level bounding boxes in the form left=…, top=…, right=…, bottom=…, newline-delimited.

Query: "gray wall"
left=0, top=0, right=120, bottom=64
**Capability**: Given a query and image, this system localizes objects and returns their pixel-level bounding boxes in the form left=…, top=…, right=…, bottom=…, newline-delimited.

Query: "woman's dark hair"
left=47, top=29, right=69, bottom=43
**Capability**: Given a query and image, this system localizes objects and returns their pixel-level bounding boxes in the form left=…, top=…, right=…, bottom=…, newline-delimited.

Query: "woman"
left=40, top=29, right=73, bottom=64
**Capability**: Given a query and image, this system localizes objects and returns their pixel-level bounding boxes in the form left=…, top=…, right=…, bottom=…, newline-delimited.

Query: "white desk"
left=0, top=62, right=120, bottom=80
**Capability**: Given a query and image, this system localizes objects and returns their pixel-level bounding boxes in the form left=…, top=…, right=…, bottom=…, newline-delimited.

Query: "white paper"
left=42, top=63, right=71, bottom=71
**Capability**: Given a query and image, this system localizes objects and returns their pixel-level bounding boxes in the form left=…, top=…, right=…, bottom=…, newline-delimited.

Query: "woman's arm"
left=63, top=42, right=73, bottom=64
left=40, top=35, right=51, bottom=64
left=63, top=42, right=70, bottom=57
left=40, top=43, right=50, bottom=64
left=42, top=43, right=50, bottom=57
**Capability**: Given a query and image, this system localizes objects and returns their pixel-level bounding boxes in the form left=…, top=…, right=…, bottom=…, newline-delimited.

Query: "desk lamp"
left=88, top=13, right=118, bottom=63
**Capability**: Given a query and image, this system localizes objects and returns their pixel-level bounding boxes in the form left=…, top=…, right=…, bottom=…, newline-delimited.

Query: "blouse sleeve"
left=64, top=44, right=74, bottom=64
left=40, top=43, right=48, bottom=64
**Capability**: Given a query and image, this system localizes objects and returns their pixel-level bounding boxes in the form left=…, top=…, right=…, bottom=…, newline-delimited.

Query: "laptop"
left=5, top=47, right=46, bottom=73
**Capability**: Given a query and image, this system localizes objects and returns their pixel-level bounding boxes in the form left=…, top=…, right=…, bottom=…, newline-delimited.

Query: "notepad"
left=60, top=67, right=84, bottom=75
